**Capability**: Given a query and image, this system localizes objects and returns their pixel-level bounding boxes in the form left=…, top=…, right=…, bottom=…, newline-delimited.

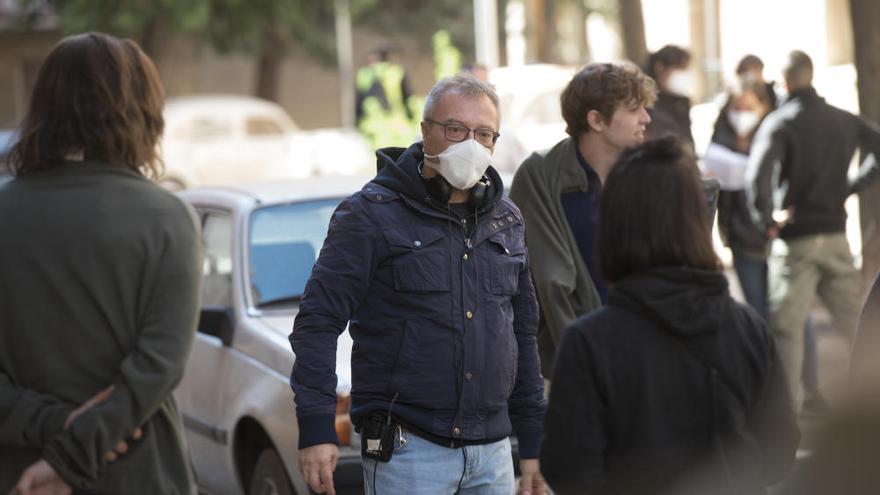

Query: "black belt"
left=393, top=417, right=504, bottom=449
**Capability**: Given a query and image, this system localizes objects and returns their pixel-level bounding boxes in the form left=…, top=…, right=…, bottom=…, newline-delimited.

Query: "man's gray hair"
left=422, top=74, right=501, bottom=122
left=783, top=50, right=813, bottom=90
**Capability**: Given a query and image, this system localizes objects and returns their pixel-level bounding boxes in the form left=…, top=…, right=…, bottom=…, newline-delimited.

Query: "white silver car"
left=174, top=175, right=370, bottom=495
left=161, top=95, right=374, bottom=190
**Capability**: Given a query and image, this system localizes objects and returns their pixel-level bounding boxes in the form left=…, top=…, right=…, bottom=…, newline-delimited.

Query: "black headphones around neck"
left=421, top=163, right=490, bottom=210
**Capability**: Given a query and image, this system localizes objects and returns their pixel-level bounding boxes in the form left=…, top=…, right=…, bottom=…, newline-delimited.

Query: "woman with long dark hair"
left=540, top=138, right=799, bottom=495
left=0, top=32, right=202, bottom=494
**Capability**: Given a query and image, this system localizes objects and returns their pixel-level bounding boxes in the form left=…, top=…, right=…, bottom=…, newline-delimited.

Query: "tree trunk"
left=552, top=1, right=588, bottom=65
left=850, top=0, right=880, bottom=283
left=524, top=0, right=546, bottom=62
left=542, top=0, right=558, bottom=62
left=617, top=0, right=647, bottom=66
left=139, top=14, right=165, bottom=59
left=255, top=23, right=286, bottom=102
left=497, top=0, right=508, bottom=66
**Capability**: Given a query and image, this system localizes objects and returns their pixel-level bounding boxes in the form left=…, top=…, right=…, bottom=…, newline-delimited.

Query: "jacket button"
left=376, top=194, right=383, bottom=200
left=465, top=372, right=473, bottom=380
left=414, top=240, right=422, bottom=247
left=462, top=253, right=468, bottom=261
left=452, top=426, right=461, bottom=436
left=466, top=311, right=473, bottom=319
left=508, top=216, right=514, bottom=222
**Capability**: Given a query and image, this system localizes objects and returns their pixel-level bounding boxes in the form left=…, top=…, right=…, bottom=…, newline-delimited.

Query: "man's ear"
left=586, top=109, right=607, bottom=133
left=420, top=120, right=429, bottom=140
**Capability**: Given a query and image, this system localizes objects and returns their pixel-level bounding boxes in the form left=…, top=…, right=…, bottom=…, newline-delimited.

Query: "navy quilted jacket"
left=290, top=142, right=545, bottom=458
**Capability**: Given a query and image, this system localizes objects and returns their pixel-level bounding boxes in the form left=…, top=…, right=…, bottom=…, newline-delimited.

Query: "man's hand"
left=63, top=385, right=143, bottom=462
left=298, top=443, right=338, bottom=495
left=64, top=385, right=114, bottom=429
left=518, top=458, right=545, bottom=495
left=768, top=206, right=795, bottom=239
left=10, top=460, right=71, bottom=495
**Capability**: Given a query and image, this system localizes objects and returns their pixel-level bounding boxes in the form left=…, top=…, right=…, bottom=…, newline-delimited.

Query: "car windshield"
left=249, top=198, right=341, bottom=308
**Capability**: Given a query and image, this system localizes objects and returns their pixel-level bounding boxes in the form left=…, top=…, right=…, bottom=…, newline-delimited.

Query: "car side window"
left=201, top=211, right=234, bottom=307
left=187, top=118, right=234, bottom=141
left=246, top=118, right=284, bottom=137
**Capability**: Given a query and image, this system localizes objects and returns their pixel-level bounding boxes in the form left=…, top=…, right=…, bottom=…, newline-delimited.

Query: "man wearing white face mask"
left=290, top=74, right=546, bottom=495
left=644, top=45, right=695, bottom=150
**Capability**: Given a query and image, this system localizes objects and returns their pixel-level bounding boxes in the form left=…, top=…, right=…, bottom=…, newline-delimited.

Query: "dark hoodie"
left=540, top=267, right=799, bottom=495
left=290, top=143, right=545, bottom=457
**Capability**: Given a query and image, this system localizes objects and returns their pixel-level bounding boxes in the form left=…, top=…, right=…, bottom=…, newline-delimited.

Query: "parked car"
left=160, top=95, right=373, bottom=190
left=0, top=129, right=16, bottom=182
left=489, top=64, right=575, bottom=172
left=174, top=175, right=370, bottom=495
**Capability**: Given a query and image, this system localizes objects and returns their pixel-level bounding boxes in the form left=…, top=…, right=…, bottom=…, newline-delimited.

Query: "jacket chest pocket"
left=383, top=226, right=450, bottom=292
left=487, top=230, right=526, bottom=296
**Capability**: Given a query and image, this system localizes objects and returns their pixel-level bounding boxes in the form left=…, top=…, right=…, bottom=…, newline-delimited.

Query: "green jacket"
left=0, top=162, right=203, bottom=494
left=509, top=138, right=602, bottom=377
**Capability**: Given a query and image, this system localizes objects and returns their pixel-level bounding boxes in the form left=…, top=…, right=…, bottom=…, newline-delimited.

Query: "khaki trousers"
left=768, top=233, right=863, bottom=404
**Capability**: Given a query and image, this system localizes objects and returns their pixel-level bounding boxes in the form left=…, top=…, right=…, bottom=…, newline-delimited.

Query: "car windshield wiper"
left=256, top=295, right=302, bottom=309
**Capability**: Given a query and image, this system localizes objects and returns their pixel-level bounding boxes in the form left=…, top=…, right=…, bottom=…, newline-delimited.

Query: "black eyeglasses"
left=425, top=118, right=500, bottom=147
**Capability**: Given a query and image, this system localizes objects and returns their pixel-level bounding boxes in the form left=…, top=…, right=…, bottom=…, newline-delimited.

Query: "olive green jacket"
left=0, top=162, right=203, bottom=494
left=509, top=138, right=602, bottom=377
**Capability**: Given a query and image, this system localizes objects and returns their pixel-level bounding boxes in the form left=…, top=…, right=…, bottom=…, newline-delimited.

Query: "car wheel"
left=248, top=448, right=293, bottom=495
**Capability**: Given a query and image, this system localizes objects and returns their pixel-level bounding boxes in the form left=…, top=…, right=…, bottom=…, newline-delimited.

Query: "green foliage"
left=13, top=0, right=476, bottom=66
left=433, top=30, right=462, bottom=80
left=353, top=0, right=474, bottom=57
left=32, top=0, right=209, bottom=38
left=207, top=0, right=336, bottom=65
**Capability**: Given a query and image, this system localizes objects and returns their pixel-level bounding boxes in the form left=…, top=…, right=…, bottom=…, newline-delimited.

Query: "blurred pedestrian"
left=355, top=44, right=418, bottom=150
left=706, top=78, right=774, bottom=317
left=541, top=137, right=799, bottom=495
left=509, top=62, right=656, bottom=377
left=708, top=68, right=829, bottom=417
left=746, top=50, right=880, bottom=408
left=0, top=32, right=203, bottom=494
left=291, top=74, right=545, bottom=495
left=645, top=45, right=695, bottom=149
left=735, top=54, right=779, bottom=108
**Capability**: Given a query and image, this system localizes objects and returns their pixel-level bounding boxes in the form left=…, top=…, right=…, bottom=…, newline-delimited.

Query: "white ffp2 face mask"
left=665, top=70, right=694, bottom=97
left=727, top=110, right=762, bottom=137
left=424, top=139, right=492, bottom=190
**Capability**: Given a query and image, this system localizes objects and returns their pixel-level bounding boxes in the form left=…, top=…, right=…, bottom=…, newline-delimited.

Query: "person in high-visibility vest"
left=356, top=46, right=418, bottom=150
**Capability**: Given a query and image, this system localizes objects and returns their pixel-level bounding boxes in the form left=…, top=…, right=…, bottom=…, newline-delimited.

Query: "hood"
left=372, top=142, right=504, bottom=210
left=608, top=266, right=730, bottom=338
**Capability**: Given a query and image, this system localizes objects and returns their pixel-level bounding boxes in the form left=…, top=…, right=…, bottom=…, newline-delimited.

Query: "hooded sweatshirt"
left=540, top=266, right=799, bottom=495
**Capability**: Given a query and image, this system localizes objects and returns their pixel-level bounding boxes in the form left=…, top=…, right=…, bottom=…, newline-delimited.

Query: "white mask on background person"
left=728, top=110, right=762, bottom=137
left=424, top=139, right=492, bottom=190
left=665, top=70, right=694, bottom=97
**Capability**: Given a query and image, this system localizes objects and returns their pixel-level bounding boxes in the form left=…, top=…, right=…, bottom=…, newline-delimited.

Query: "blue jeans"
left=361, top=428, right=515, bottom=495
left=732, top=254, right=768, bottom=320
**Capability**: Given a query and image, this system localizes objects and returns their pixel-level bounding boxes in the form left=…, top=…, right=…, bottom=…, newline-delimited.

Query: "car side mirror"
left=198, top=306, right=235, bottom=347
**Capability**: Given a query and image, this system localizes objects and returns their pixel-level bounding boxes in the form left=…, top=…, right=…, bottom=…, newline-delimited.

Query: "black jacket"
left=647, top=92, right=694, bottom=150
left=541, top=267, right=799, bottom=495
left=747, top=87, right=880, bottom=239
left=290, top=143, right=545, bottom=457
left=711, top=103, right=770, bottom=260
